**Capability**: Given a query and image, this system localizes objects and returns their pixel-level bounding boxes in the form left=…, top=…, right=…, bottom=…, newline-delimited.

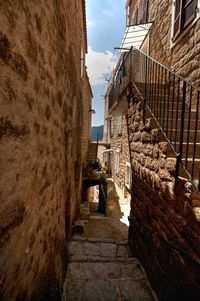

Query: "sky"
left=86, top=0, right=126, bottom=126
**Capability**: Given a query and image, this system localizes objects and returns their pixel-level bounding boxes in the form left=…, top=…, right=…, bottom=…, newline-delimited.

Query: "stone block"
left=141, top=132, right=151, bottom=143
left=132, top=132, right=142, bottom=142
left=100, top=243, right=117, bottom=257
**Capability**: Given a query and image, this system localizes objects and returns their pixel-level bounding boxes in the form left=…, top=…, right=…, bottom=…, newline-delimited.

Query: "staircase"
left=109, top=49, right=200, bottom=192
left=145, top=82, right=200, bottom=186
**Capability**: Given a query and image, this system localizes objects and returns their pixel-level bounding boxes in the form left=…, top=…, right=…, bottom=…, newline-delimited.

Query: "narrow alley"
left=62, top=180, right=157, bottom=301
left=1, top=0, right=200, bottom=300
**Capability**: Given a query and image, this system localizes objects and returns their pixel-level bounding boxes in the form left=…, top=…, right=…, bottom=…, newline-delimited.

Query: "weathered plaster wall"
left=127, top=93, right=200, bottom=301
left=0, top=1, right=91, bottom=300
left=146, top=0, right=200, bottom=85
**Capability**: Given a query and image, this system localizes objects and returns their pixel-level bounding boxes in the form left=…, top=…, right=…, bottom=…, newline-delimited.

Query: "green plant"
left=87, top=160, right=102, bottom=171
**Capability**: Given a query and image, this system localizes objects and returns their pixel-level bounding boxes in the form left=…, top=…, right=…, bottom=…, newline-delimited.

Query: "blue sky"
left=86, top=0, right=126, bottom=126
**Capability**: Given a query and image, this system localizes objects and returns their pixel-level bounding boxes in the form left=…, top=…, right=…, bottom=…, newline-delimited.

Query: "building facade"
left=105, top=1, right=200, bottom=300
left=0, top=1, right=92, bottom=300
left=127, top=0, right=200, bottom=85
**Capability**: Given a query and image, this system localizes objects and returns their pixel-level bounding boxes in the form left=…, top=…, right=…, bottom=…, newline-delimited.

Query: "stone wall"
left=82, top=74, right=92, bottom=162
left=127, top=91, right=200, bottom=301
left=145, top=0, right=200, bottom=85
left=110, top=114, right=131, bottom=196
left=0, top=1, right=91, bottom=300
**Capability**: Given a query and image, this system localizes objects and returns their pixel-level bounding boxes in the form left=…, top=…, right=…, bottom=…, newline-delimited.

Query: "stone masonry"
left=145, top=0, right=200, bottom=86
left=62, top=179, right=157, bottom=301
left=110, top=114, right=131, bottom=198
left=0, top=1, right=92, bottom=300
left=127, top=91, right=200, bottom=301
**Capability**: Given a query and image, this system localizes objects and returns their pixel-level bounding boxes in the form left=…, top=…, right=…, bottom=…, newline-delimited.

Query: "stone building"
left=127, top=0, right=200, bottom=85
left=105, top=0, right=200, bottom=300
left=0, top=1, right=92, bottom=300
left=103, top=91, right=132, bottom=201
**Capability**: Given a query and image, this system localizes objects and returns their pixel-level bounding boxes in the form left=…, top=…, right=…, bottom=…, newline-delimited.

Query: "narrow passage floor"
left=62, top=180, right=157, bottom=301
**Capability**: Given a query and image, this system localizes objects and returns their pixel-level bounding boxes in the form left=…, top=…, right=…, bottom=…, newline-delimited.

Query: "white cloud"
left=86, top=47, right=118, bottom=86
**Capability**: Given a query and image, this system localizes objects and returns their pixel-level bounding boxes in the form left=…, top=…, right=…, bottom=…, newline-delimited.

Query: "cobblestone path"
left=62, top=180, right=158, bottom=300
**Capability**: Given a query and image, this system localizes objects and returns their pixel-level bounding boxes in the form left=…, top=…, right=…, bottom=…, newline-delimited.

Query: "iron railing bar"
left=162, top=69, right=167, bottom=131
left=156, top=64, right=160, bottom=121
left=153, top=61, right=157, bottom=115
left=149, top=59, right=153, bottom=107
left=175, top=81, right=186, bottom=190
left=159, top=66, right=164, bottom=127
left=191, top=91, right=200, bottom=179
left=185, top=86, right=193, bottom=169
left=150, top=60, right=154, bottom=109
left=170, top=74, right=176, bottom=142
left=146, top=58, right=150, bottom=104
left=174, top=78, right=180, bottom=152
left=166, top=71, right=171, bottom=136
left=144, top=54, right=148, bottom=118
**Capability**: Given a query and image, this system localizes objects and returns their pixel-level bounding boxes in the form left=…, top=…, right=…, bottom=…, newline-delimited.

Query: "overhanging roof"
left=120, top=23, right=152, bottom=52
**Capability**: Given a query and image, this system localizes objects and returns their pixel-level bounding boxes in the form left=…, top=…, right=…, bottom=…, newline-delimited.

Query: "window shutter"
left=173, top=0, right=197, bottom=40
left=174, top=0, right=182, bottom=39
left=182, top=0, right=197, bottom=29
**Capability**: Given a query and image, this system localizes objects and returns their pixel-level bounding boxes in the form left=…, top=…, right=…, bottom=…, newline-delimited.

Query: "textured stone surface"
left=0, top=1, right=92, bottom=300
left=62, top=184, right=157, bottom=301
left=62, top=230, right=157, bottom=301
left=110, top=115, right=131, bottom=199
left=145, top=0, right=200, bottom=87
left=127, top=95, right=200, bottom=300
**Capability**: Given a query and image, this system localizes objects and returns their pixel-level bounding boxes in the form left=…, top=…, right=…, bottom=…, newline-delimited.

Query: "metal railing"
left=109, top=49, right=200, bottom=191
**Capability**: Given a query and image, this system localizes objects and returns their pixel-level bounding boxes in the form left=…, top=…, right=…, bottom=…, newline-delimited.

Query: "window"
left=115, top=151, right=120, bottom=176
left=125, top=162, right=132, bottom=189
left=117, top=114, right=123, bottom=134
left=173, top=0, right=198, bottom=40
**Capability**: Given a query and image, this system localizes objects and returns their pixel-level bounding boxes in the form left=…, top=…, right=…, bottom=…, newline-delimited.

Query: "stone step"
left=62, top=261, right=157, bottom=301
left=166, top=142, right=200, bottom=158
left=68, top=240, right=132, bottom=261
left=169, top=129, right=200, bottom=143
left=154, top=109, right=198, bottom=120
left=63, top=239, right=157, bottom=301
left=163, top=157, right=200, bottom=185
left=150, top=101, right=194, bottom=112
left=182, top=158, right=200, bottom=179
left=160, top=118, right=198, bottom=129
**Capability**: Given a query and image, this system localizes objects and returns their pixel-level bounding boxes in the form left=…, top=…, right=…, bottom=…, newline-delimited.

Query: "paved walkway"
left=62, top=180, right=157, bottom=301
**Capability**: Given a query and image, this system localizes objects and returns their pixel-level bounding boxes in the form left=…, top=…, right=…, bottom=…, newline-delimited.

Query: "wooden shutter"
left=174, top=0, right=182, bottom=39
left=182, top=0, right=197, bottom=29
left=173, top=0, right=197, bottom=40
